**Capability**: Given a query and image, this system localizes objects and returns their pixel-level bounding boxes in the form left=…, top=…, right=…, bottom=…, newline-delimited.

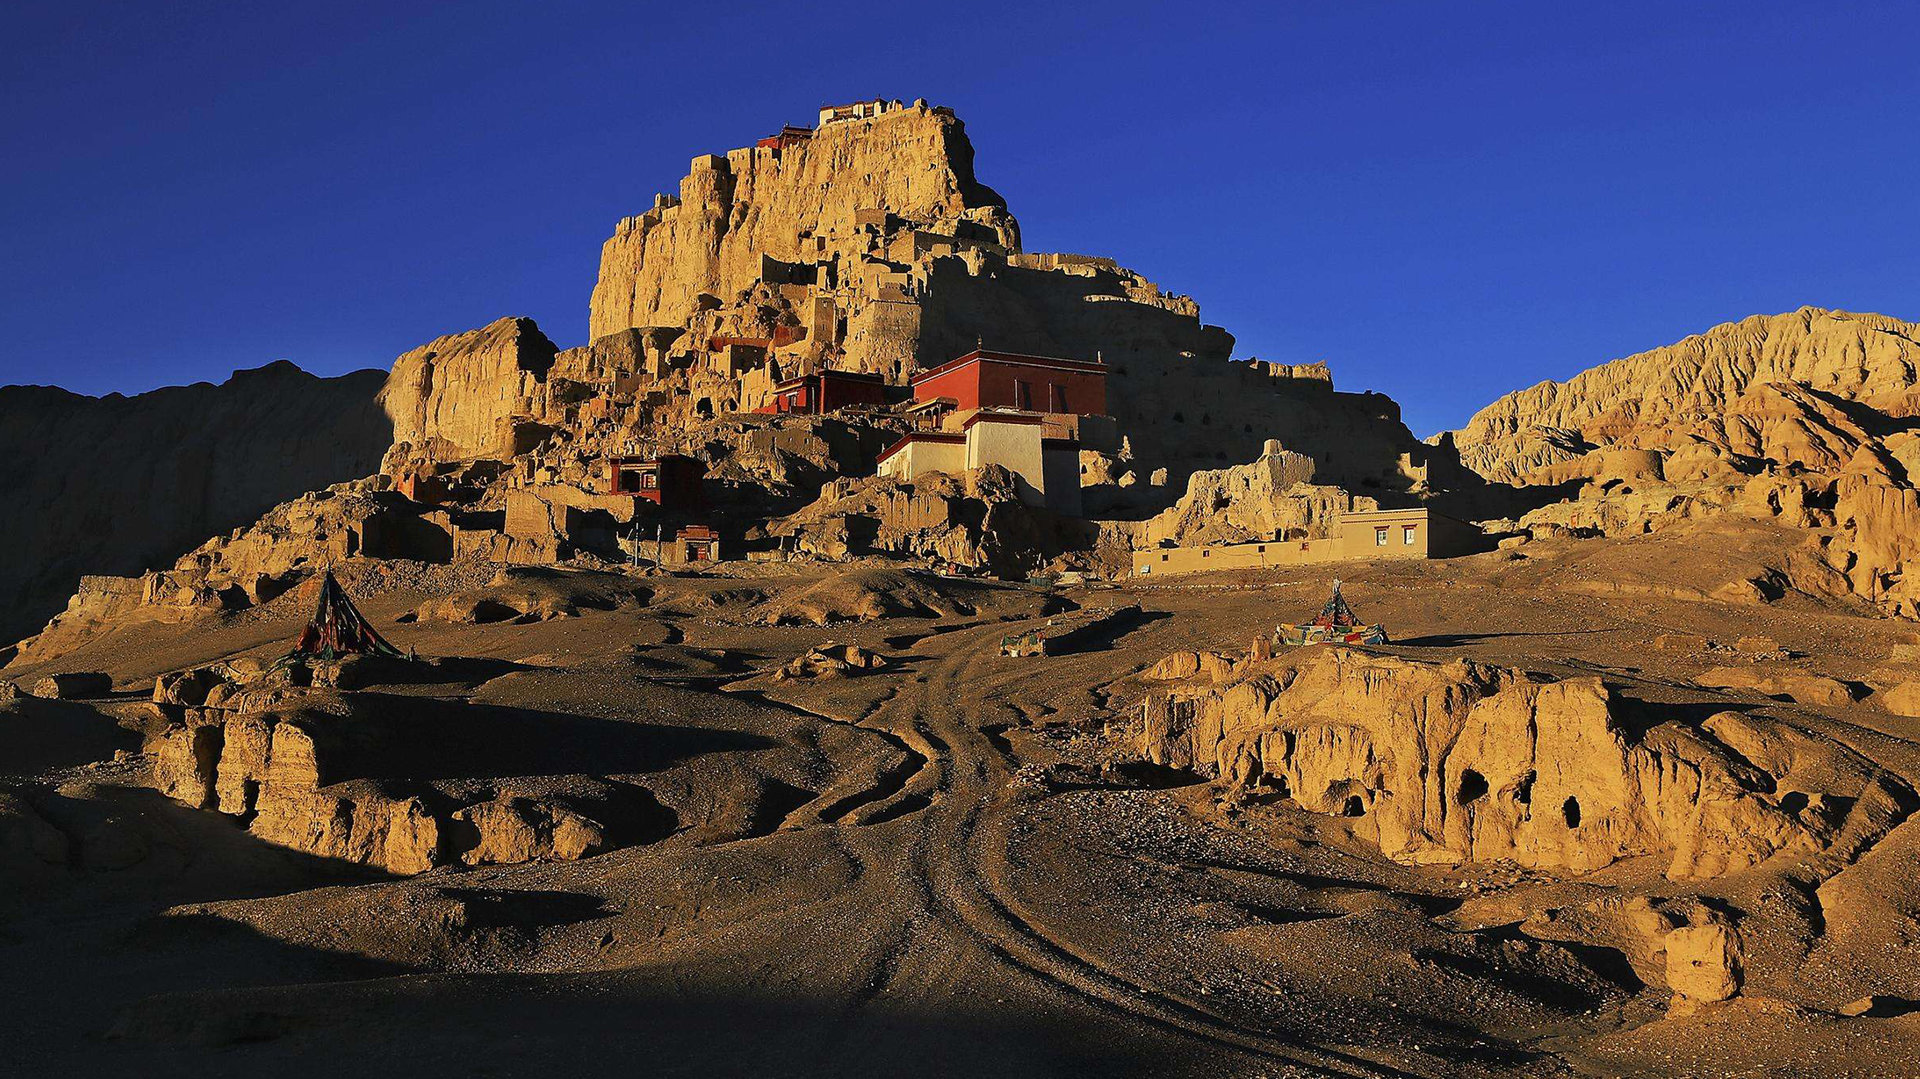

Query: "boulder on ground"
left=1665, top=923, right=1743, bottom=1014
left=773, top=645, right=890, bottom=681
left=32, top=671, right=113, bottom=699
left=1654, top=633, right=1710, bottom=653
left=153, top=666, right=235, bottom=707
left=1878, top=682, right=1920, bottom=718
left=1695, top=667, right=1859, bottom=707
left=450, top=797, right=606, bottom=866
left=1143, top=650, right=1237, bottom=682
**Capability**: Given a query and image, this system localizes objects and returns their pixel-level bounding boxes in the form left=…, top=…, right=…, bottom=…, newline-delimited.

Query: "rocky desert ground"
left=7, top=99, right=1920, bottom=1078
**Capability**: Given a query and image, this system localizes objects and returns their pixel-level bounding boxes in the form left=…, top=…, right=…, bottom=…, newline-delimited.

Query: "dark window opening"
left=1562, top=796, right=1582, bottom=828
left=1342, top=795, right=1366, bottom=817
left=1048, top=383, right=1067, bottom=412
left=1014, top=380, right=1033, bottom=410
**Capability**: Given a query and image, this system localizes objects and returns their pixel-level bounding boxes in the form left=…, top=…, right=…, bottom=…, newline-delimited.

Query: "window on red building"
left=1014, top=380, right=1032, bottom=410
left=1049, top=383, right=1067, bottom=412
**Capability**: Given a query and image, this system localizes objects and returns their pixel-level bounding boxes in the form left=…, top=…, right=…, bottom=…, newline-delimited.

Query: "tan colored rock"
left=1143, top=651, right=1237, bottom=682
left=31, top=671, right=112, bottom=699
left=1735, top=635, right=1781, bottom=655
left=153, top=666, right=231, bottom=707
left=378, top=317, right=559, bottom=464
left=1137, top=648, right=1869, bottom=878
left=774, top=644, right=890, bottom=681
left=1654, top=633, right=1710, bottom=652
left=1695, top=667, right=1859, bottom=707
left=450, top=798, right=606, bottom=866
left=1665, top=923, right=1743, bottom=1011
left=589, top=104, right=1018, bottom=342
left=0, top=362, right=391, bottom=646
left=1878, top=682, right=1920, bottom=718
left=151, top=723, right=222, bottom=810
left=1453, top=309, right=1920, bottom=484
left=1448, top=308, right=1920, bottom=619
left=1129, top=446, right=1378, bottom=549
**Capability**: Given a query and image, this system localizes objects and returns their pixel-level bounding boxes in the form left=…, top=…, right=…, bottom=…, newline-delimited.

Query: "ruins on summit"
left=8, top=96, right=1920, bottom=1079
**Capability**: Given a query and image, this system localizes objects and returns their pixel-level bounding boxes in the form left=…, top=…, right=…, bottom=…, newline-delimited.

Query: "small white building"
left=877, top=409, right=1082, bottom=516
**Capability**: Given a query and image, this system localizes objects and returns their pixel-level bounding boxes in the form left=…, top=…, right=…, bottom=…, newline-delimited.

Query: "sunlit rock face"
left=1446, top=308, right=1920, bottom=618
left=1137, top=646, right=1890, bottom=879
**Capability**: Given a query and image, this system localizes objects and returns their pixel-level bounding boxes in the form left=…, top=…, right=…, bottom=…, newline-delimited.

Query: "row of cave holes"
left=1455, top=768, right=1583, bottom=829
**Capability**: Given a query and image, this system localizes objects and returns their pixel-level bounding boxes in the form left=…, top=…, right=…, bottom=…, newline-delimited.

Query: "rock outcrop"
left=146, top=689, right=658, bottom=875
left=379, top=317, right=559, bottom=465
left=1451, top=308, right=1920, bottom=484
left=769, top=466, right=1074, bottom=576
left=589, top=101, right=1018, bottom=341
left=1448, top=309, right=1920, bottom=617
left=1125, top=444, right=1381, bottom=548
left=1136, top=647, right=1884, bottom=878
left=0, top=362, right=391, bottom=642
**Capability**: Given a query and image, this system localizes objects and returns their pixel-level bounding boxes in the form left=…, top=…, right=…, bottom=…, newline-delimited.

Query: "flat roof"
left=876, top=431, right=965, bottom=464
left=910, top=348, right=1107, bottom=386
left=610, top=454, right=702, bottom=467
left=961, top=409, right=1045, bottom=429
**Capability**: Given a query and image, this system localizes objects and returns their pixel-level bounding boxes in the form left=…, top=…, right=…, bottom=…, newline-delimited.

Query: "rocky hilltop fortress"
left=10, top=101, right=1920, bottom=667
left=10, top=99, right=1451, bottom=664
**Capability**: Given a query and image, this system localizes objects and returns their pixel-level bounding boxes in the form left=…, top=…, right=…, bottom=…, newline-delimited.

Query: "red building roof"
left=908, top=348, right=1106, bottom=388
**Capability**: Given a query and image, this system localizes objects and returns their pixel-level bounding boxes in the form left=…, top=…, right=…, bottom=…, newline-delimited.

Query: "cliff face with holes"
left=1136, top=647, right=1891, bottom=879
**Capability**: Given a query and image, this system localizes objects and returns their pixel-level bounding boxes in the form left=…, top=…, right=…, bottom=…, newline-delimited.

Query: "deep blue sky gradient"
left=4, top=1, right=1917, bottom=434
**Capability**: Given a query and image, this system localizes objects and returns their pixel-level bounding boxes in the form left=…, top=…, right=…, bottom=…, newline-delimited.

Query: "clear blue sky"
left=5, top=2, right=1917, bottom=435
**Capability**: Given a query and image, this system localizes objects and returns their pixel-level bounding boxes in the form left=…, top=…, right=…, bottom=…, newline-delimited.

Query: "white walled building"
left=877, top=409, right=1082, bottom=516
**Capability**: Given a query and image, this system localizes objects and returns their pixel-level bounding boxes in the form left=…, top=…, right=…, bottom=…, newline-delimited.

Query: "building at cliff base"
left=876, top=349, right=1107, bottom=516
left=1132, top=508, right=1482, bottom=576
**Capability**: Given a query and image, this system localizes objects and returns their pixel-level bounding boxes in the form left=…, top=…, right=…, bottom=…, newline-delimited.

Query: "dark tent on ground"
left=1278, top=579, right=1387, bottom=646
left=282, top=569, right=406, bottom=662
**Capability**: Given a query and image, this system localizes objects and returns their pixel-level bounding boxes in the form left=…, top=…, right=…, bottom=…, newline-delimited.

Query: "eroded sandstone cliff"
left=0, top=362, right=391, bottom=643
left=1448, top=308, right=1920, bottom=617
left=1136, top=646, right=1903, bottom=880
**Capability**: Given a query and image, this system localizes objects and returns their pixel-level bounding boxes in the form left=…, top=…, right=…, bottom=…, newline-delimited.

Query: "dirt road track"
left=830, top=619, right=1415, bottom=1079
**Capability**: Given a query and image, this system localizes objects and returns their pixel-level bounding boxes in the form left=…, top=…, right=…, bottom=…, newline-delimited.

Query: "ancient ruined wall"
left=0, top=362, right=391, bottom=644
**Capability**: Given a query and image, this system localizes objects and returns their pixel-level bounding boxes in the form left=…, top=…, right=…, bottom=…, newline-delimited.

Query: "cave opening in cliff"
left=1562, top=796, right=1582, bottom=828
left=1457, top=769, right=1488, bottom=805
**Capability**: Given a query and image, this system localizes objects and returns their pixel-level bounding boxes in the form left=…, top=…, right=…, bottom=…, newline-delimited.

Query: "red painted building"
left=755, top=371, right=890, bottom=415
left=909, top=349, right=1107, bottom=416
left=755, top=125, right=813, bottom=152
left=607, top=455, right=705, bottom=510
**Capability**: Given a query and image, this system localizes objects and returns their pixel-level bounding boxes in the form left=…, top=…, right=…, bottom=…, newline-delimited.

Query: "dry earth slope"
left=0, top=361, right=391, bottom=643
